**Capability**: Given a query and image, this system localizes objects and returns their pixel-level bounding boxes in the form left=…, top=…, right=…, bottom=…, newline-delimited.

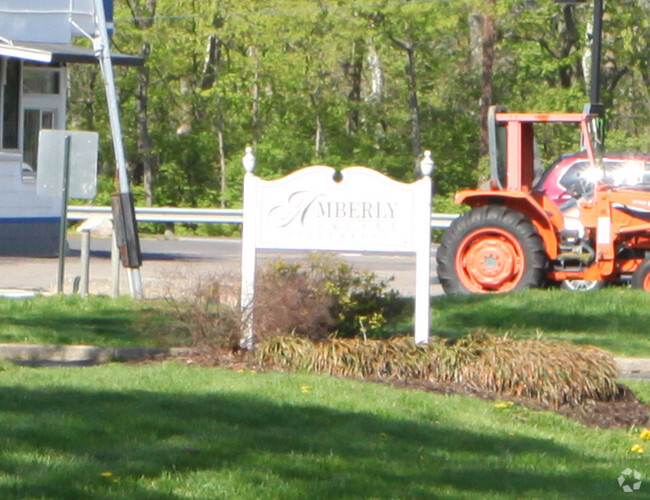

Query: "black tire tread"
left=631, top=259, right=650, bottom=290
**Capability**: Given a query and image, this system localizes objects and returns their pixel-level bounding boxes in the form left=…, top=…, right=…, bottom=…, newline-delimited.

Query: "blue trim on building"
left=0, top=217, right=60, bottom=224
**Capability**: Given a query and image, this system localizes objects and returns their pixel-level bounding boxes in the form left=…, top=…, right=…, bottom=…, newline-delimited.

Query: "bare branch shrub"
left=166, top=271, right=243, bottom=351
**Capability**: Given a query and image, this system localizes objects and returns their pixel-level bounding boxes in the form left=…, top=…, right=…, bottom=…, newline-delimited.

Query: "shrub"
left=167, top=254, right=403, bottom=349
left=253, top=254, right=403, bottom=340
left=166, top=273, right=242, bottom=351
left=252, top=259, right=336, bottom=341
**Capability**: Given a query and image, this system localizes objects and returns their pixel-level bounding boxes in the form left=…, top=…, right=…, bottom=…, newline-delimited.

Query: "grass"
left=0, top=295, right=186, bottom=348
left=0, top=360, right=647, bottom=499
left=432, top=287, right=650, bottom=357
left=2, top=286, right=650, bottom=358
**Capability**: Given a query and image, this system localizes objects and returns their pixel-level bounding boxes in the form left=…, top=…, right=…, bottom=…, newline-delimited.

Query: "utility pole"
left=91, top=0, right=144, bottom=299
left=557, top=0, right=605, bottom=151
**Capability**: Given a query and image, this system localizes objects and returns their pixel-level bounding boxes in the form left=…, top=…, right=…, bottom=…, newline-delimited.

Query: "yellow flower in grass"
left=640, top=428, right=650, bottom=440
left=100, top=472, right=113, bottom=478
left=631, top=444, right=645, bottom=454
left=494, top=401, right=514, bottom=409
left=301, top=385, right=311, bottom=393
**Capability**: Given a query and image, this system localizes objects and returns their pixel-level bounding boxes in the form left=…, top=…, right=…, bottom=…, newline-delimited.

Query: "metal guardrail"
left=67, top=206, right=459, bottom=229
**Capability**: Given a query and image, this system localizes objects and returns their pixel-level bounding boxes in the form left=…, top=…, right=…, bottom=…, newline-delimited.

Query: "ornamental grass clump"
left=456, top=334, right=619, bottom=407
left=256, top=332, right=620, bottom=408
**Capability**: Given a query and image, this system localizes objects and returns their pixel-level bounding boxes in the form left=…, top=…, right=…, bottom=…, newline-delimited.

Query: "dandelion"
left=301, top=385, right=311, bottom=393
left=639, top=428, right=650, bottom=441
left=494, top=401, right=514, bottom=409
left=100, top=472, right=113, bottom=478
left=631, top=444, right=645, bottom=454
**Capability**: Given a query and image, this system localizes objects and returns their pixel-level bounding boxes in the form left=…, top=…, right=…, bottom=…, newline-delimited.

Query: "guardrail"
left=67, top=206, right=459, bottom=229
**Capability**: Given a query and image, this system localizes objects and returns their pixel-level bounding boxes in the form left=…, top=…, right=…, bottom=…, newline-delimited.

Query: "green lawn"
left=0, top=361, right=647, bottom=499
left=433, top=287, right=650, bottom=357
left=2, top=287, right=650, bottom=358
left=0, top=295, right=185, bottom=348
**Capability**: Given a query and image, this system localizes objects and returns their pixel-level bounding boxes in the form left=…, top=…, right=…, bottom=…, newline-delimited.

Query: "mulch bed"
left=180, top=347, right=650, bottom=430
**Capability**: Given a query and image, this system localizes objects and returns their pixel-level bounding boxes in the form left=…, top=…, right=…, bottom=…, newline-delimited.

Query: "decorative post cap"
left=242, top=146, right=257, bottom=173
left=420, top=150, right=434, bottom=176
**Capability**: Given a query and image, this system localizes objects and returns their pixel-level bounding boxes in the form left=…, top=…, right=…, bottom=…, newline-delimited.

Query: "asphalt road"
left=0, top=235, right=442, bottom=299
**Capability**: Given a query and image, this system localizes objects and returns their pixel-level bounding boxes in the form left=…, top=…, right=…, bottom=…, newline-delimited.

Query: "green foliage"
left=64, top=0, right=648, bottom=220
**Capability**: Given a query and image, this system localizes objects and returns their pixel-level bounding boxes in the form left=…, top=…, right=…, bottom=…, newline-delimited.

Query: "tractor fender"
left=454, top=189, right=561, bottom=259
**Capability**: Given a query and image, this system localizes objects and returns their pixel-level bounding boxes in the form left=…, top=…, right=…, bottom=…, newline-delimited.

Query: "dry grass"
left=256, top=333, right=620, bottom=408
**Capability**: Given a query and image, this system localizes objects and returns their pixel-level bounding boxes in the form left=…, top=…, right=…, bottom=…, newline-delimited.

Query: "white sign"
left=240, top=154, right=433, bottom=347
left=36, top=130, right=98, bottom=199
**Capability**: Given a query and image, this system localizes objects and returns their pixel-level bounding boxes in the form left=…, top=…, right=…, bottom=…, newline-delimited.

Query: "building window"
left=23, top=64, right=61, bottom=95
left=20, top=63, right=64, bottom=179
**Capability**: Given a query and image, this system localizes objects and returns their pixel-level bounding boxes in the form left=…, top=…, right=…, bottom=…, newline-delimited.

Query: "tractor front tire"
left=560, top=279, right=605, bottom=292
left=436, top=205, right=547, bottom=295
left=632, top=259, right=650, bottom=291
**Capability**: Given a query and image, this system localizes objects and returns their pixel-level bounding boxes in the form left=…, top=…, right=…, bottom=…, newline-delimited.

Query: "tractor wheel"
left=631, top=259, right=650, bottom=291
left=436, top=205, right=547, bottom=294
left=560, top=279, right=605, bottom=292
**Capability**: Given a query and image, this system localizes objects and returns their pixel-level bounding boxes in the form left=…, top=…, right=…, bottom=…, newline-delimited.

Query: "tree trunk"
left=248, top=45, right=261, bottom=148
left=311, top=93, right=325, bottom=157
left=366, top=43, right=384, bottom=103
left=137, top=43, right=154, bottom=206
left=479, top=7, right=495, bottom=156
left=390, top=36, right=421, bottom=170
left=125, top=0, right=156, bottom=29
left=344, top=39, right=364, bottom=135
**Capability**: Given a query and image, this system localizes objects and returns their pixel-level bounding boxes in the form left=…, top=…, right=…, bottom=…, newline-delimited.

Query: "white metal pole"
left=240, top=148, right=257, bottom=349
left=80, top=230, right=91, bottom=297
left=91, top=0, right=143, bottom=300
left=111, top=228, right=120, bottom=298
left=414, top=151, right=434, bottom=344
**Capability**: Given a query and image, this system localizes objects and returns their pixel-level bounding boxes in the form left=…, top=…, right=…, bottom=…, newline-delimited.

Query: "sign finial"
left=420, top=150, right=434, bottom=176
left=242, top=147, right=257, bottom=173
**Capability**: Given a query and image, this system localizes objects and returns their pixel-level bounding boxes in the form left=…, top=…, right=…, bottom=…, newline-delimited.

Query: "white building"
left=0, top=0, right=140, bottom=256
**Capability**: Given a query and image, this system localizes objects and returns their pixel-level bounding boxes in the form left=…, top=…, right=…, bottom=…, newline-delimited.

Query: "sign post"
left=37, top=129, right=99, bottom=294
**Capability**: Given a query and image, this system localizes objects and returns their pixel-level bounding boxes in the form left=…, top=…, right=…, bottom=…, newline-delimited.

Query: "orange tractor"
left=436, top=105, right=650, bottom=294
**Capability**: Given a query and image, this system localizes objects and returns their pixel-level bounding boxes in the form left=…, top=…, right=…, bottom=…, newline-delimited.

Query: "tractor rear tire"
left=632, top=259, right=650, bottom=291
left=436, top=205, right=547, bottom=295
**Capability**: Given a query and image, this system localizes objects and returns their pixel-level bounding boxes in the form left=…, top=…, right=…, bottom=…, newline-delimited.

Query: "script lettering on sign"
left=255, top=167, right=417, bottom=252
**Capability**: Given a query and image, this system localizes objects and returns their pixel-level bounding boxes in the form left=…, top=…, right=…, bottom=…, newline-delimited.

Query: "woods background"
left=67, top=0, right=649, bottom=224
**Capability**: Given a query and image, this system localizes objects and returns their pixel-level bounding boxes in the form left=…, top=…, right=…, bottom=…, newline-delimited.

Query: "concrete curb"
left=614, top=358, right=650, bottom=377
left=0, top=343, right=194, bottom=365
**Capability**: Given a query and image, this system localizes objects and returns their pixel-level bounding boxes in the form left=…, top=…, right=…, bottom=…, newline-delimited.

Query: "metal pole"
left=80, top=230, right=91, bottom=297
left=56, top=135, right=72, bottom=294
left=590, top=0, right=606, bottom=155
left=111, top=228, right=120, bottom=298
left=92, top=0, right=144, bottom=300
left=590, top=0, right=604, bottom=107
